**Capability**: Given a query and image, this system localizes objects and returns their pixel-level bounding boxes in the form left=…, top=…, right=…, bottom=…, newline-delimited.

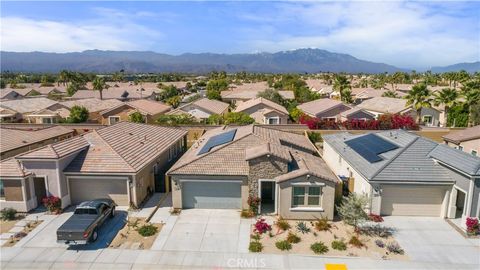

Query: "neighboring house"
left=61, top=98, right=124, bottom=123
left=234, top=97, right=289, bottom=124
left=297, top=98, right=352, bottom=121
left=0, top=97, right=70, bottom=123
left=222, top=82, right=295, bottom=104
left=0, top=89, right=24, bottom=100
left=0, top=126, right=75, bottom=160
left=100, top=99, right=171, bottom=125
left=71, top=88, right=157, bottom=100
left=167, top=98, right=229, bottom=120
left=0, top=122, right=187, bottom=211
left=323, top=130, right=480, bottom=224
left=443, top=126, right=480, bottom=156
left=350, top=88, right=406, bottom=103
left=339, top=107, right=376, bottom=122
left=305, top=79, right=333, bottom=96
left=167, top=125, right=338, bottom=220
left=0, top=107, right=21, bottom=123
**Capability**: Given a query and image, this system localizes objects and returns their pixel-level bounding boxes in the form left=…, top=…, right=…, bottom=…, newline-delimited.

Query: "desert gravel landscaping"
left=110, top=218, right=163, bottom=249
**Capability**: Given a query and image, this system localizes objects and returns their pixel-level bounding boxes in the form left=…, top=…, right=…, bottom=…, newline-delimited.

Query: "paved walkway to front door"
left=151, top=209, right=253, bottom=253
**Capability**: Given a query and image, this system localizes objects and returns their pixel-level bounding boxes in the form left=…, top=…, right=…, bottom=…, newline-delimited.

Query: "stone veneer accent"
left=247, top=155, right=288, bottom=198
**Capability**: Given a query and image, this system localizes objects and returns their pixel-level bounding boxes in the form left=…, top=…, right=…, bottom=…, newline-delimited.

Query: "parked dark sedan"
left=57, top=199, right=116, bottom=245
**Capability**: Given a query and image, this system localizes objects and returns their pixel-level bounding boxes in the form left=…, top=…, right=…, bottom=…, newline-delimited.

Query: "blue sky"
left=1, top=1, right=479, bottom=69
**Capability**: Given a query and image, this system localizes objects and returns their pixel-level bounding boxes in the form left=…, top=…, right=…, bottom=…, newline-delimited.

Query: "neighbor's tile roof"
left=64, top=122, right=187, bottom=173
left=71, top=88, right=156, bottom=100
left=340, top=107, right=374, bottom=118
left=228, top=82, right=269, bottom=92
left=0, top=126, right=74, bottom=153
left=297, top=98, right=346, bottom=116
left=61, top=98, right=124, bottom=113
left=443, top=125, right=480, bottom=144
left=0, top=158, right=31, bottom=178
left=221, top=90, right=294, bottom=100
left=428, top=144, right=480, bottom=176
left=101, top=100, right=171, bottom=116
left=16, top=136, right=89, bottom=159
left=235, top=97, right=288, bottom=115
left=357, top=97, right=409, bottom=114
left=0, top=89, right=24, bottom=99
left=169, top=98, right=229, bottom=116
left=0, top=97, right=59, bottom=114
left=352, top=88, right=406, bottom=99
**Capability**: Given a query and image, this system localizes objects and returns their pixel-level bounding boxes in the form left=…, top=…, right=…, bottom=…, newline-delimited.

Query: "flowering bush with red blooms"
left=466, top=217, right=479, bottom=235
left=299, top=115, right=338, bottom=130
left=247, top=196, right=261, bottom=213
left=368, top=213, right=384, bottom=223
left=301, top=113, right=418, bottom=131
left=42, top=196, right=62, bottom=213
left=254, top=218, right=272, bottom=234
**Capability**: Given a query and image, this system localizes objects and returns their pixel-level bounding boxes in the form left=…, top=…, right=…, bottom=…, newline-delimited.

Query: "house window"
left=458, top=146, right=464, bottom=151
left=266, top=117, right=279, bottom=125
left=42, top=118, right=52, bottom=124
left=292, top=186, right=322, bottom=207
left=0, top=180, right=4, bottom=200
left=109, top=116, right=120, bottom=125
left=423, top=115, right=432, bottom=124
left=472, top=150, right=478, bottom=157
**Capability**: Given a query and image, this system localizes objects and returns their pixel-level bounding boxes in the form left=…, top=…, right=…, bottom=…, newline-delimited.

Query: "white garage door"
left=69, top=178, right=129, bottom=206
left=381, top=185, right=446, bottom=216
left=182, top=181, right=241, bottom=209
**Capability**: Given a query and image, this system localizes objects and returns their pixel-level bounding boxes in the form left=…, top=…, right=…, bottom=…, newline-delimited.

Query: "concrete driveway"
left=16, top=207, right=127, bottom=250
left=152, top=209, right=252, bottom=253
left=383, top=216, right=480, bottom=265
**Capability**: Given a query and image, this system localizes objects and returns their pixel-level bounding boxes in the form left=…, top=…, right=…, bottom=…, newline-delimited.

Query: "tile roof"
left=168, top=98, right=229, bottom=116
left=61, top=98, right=124, bottom=113
left=0, top=158, right=31, bottom=178
left=71, top=88, right=156, bottom=100
left=245, top=143, right=292, bottom=162
left=357, top=97, right=410, bottom=114
left=428, top=144, right=480, bottom=176
left=340, top=107, right=375, bottom=118
left=352, top=88, right=406, bottom=99
left=235, top=97, right=288, bottom=115
left=0, top=89, right=24, bottom=99
left=0, top=97, right=59, bottom=113
left=101, top=100, right=171, bottom=116
left=1, top=126, right=74, bottom=153
left=297, top=98, right=347, bottom=116
left=275, top=151, right=337, bottom=183
left=442, top=125, right=480, bottom=144
left=64, top=122, right=187, bottom=173
left=17, top=136, right=89, bottom=159
left=228, top=82, right=269, bottom=92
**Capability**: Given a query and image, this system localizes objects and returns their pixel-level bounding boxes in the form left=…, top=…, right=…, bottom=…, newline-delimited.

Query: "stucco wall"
left=21, top=160, right=60, bottom=198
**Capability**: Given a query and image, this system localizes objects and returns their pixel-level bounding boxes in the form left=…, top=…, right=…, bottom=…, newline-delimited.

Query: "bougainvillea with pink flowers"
left=466, top=217, right=479, bottom=235
left=254, top=218, right=272, bottom=234
left=42, top=196, right=62, bottom=214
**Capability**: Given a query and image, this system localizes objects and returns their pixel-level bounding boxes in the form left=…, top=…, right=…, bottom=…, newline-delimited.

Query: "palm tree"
left=333, top=75, right=351, bottom=102
left=58, top=70, right=70, bottom=86
left=461, top=81, right=480, bottom=126
left=92, top=76, right=107, bottom=100
left=405, top=83, right=433, bottom=124
left=382, top=90, right=398, bottom=98
left=433, top=88, right=458, bottom=126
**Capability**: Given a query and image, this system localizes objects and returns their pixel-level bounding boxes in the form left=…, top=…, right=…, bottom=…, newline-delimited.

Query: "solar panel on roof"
left=345, top=133, right=398, bottom=163
left=197, top=129, right=237, bottom=155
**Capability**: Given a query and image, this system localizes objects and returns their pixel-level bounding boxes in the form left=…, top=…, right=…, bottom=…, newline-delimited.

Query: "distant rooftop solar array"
left=345, top=133, right=399, bottom=163
left=197, top=129, right=237, bottom=155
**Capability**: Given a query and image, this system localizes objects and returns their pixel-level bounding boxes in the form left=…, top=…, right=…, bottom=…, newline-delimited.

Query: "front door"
left=33, top=177, right=47, bottom=205
left=455, top=190, right=466, bottom=218
left=260, top=181, right=276, bottom=214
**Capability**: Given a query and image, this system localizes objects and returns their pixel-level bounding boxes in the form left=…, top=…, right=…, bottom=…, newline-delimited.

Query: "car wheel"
left=110, top=207, right=115, bottom=218
left=90, top=228, right=98, bottom=242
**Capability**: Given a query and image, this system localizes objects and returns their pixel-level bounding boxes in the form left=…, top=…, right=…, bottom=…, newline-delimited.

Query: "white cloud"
left=0, top=8, right=162, bottom=52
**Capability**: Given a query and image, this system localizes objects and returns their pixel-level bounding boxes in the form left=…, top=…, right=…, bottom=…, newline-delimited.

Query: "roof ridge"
left=48, top=144, right=59, bottom=158
left=91, top=129, right=136, bottom=171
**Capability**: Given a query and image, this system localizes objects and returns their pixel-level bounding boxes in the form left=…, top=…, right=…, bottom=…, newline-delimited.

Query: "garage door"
left=182, top=181, right=241, bottom=209
left=69, top=178, right=129, bottom=206
left=381, top=185, right=446, bottom=216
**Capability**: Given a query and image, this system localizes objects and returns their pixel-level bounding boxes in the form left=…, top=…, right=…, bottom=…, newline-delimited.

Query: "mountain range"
left=0, top=49, right=477, bottom=74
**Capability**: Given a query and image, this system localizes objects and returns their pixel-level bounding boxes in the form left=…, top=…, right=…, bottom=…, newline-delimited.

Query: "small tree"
left=67, top=105, right=89, bottom=123
left=337, top=193, right=369, bottom=230
left=129, top=111, right=145, bottom=123
left=223, top=112, right=255, bottom=125
left=166, top=95, right=181, bottom=108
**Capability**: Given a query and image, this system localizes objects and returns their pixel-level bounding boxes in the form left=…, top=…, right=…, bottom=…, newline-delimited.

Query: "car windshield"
left=74, top=208, right=97, bottom=215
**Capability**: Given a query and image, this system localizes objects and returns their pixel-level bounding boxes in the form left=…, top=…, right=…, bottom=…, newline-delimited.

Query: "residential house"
left=0, top=107, right=21, bottom=123
left=71, top=88, right=157, bottom=100
left=443, top=126, right=480, bottom=156
left=305, top=79, right=334, bottom=96
left=350, top=88, right=406, bottom=103
left=167, top=98, right=229, bottom=121
left=339, top=107, right=376, bottom=122
left=234, top=97, right=289, bottom=124
left=0, top=97, right=70, bottom=124
left=100, top=99, right=171, bottom=125
left=0, top=89, right=24, bottom=100
left=0, top=122, right=187, bottom=212
left=61, top=98, right=124, bottom=123
left=323, top=130, right=480, bottom=225
left=297, top=98, right=352, bottom=121
left=167, top=125, right=338, bottom=220
left=221, top=82, right=295, bottom=104
left=0, top=126, right=75, bottom=160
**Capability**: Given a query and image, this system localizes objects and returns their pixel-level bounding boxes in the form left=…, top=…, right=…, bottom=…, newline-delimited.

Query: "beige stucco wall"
left=277, top=176, right=336, bottom=220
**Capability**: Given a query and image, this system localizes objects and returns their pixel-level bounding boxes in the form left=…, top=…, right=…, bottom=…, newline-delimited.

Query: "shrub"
left=314, top=217, right=332, bottom=231
left=466, top=217, right=479, bottom=235
left=249, top=241, right=263, bottom=252
left=286, top=231, right=301, bottom=244
left=357, top=224, right=393, bottom=238
left=337, top=193, right=369, bottom=230
left=275, top=240, right=292, bottom=251
left=137, top=224, right=158, bottom=237
left=254, top=218, right=272, bottom=234
left=296, top=221, right=311, bottom=234
left=251, top=233, right=261, bottom=241
left=247, top=196, right=261, bottom=213
left=331, top=240, right=347, bottom=251
left=1, top=208, right=17, bottom=221
left=348, top=236, right=364, bottom=248
left=241, top=209, right=255, bottom=218
left=170, top=208, right=181, bottom=215
left=42, top=196, right=61, bottom=213
left=368, top=214, right=384, bottom=223
left=375, top=239, right=385, bottom=248
left=386, top=242, right=404, bottom=254
left=311, top=242, right=329, bottom=254
left=276, top=218, right=291, bottom=231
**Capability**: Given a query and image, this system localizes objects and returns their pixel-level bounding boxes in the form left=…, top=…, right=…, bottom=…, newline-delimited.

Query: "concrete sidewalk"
left=1, top=247, right=479, bottom=269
